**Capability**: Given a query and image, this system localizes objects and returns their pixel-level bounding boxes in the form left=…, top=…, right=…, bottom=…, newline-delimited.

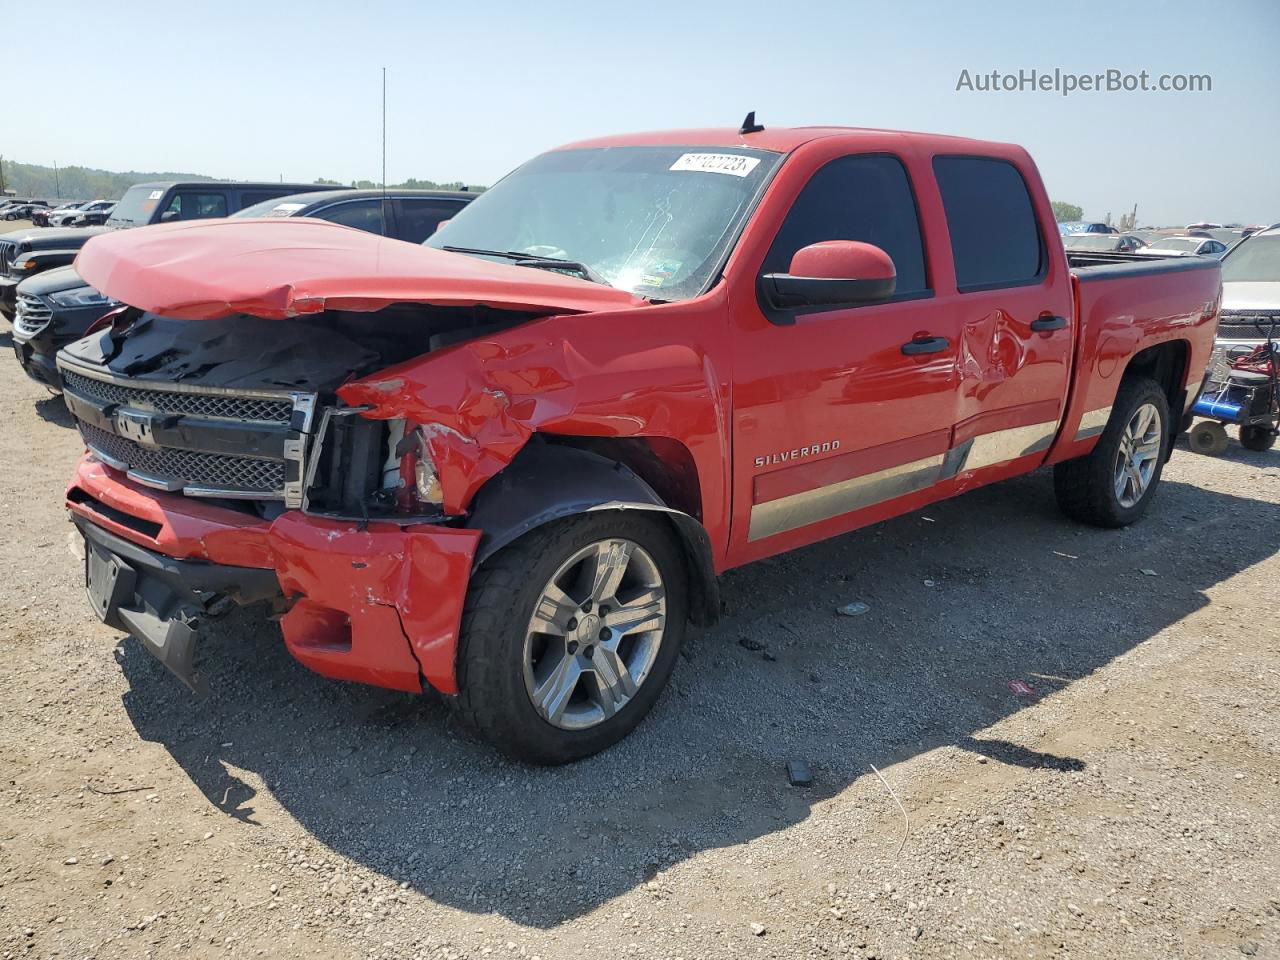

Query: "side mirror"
left=159, top=210, right=180, bottom=223
left=760, top=240, right=896, bottom=316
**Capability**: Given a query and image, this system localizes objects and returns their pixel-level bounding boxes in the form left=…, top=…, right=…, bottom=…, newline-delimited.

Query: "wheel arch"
left=1121, top=339, right=1190, bottom=455
left=465, top=441, right=720, bottom=626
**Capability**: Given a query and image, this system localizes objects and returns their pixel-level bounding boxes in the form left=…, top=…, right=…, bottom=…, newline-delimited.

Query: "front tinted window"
left=762, top=154, right=928, bottom=296
left=398, top=198, right=467, bottom=243
left=428, top=146, right=781, bottom=301
left=933, top=156, right=1045, bottom=290
left=312, top=199, right=387, bottom=235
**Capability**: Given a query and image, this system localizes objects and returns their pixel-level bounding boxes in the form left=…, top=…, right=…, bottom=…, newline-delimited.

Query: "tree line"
left=1, top=159, right=480, bottom=201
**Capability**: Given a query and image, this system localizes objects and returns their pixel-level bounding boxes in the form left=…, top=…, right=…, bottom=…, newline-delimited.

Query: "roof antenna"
left=739, top=111, right=765, bottom=135
left=381, top=66, right=388, bottom=233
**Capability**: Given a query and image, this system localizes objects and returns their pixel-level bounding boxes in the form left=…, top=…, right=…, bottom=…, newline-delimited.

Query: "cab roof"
left=555, top=125, right=1009, bottom=155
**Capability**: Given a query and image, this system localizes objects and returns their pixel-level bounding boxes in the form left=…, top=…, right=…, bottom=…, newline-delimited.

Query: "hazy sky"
left=10, top=0, right=1279, bottom=225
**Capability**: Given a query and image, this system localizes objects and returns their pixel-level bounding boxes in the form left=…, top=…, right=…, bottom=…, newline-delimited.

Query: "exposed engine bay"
left=56, top=304, right=537, bottom=521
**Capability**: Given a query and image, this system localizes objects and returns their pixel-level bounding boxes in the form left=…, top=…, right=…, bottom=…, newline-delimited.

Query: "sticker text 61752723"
left=669, top=153, right=762, bottom=177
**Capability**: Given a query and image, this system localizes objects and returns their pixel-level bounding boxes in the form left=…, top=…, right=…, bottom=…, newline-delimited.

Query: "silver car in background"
left=1213, top=227, right=1280, bottom=378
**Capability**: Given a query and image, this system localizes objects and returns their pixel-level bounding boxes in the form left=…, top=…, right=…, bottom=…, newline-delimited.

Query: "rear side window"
left=763, top=154, right=928, bottom=297
left=933, top=156, right=1045, bottom=291
left=238, top=191, right=287, bottom=210
left=165, top=192, right=229, bottom=221
left=397, top=198, right=467, bottom=243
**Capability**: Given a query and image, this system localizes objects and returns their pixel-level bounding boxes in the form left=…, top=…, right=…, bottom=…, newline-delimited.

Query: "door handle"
left=901, top=336, right=949, bottom=356
left=1031, top=314, right=1068, bottom=332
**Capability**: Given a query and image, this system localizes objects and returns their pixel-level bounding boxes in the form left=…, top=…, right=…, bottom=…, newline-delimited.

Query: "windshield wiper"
left=440, top=245, right=611, bottom=287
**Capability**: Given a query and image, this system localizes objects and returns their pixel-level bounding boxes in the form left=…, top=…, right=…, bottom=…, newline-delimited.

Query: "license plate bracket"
left=85, top=539, right=136, bottom=625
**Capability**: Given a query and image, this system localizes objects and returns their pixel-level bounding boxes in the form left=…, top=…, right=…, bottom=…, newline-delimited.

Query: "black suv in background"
left=233, top=188, right=471, bottom=242
left=0, top=180, right=329, bottom=319
left=11, top=189, right=473, bottom=390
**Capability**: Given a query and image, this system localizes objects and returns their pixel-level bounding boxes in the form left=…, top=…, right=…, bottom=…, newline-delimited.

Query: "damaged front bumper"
left=77, top=515, right=279, bottom=691
left=67, top=455, right=481, bottom=695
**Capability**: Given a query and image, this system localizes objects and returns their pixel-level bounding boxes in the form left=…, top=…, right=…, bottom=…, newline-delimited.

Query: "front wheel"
left=455, top=513, right=687, bottom=764
left=1055, top=377, right=1170, bottom=528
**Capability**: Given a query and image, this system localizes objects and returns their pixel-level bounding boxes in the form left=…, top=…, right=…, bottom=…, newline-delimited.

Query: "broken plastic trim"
left=301, top=405, right=448, bottom=525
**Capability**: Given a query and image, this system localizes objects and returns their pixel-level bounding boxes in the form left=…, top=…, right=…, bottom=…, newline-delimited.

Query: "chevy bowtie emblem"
left=114, top=409, right=159, bottom=447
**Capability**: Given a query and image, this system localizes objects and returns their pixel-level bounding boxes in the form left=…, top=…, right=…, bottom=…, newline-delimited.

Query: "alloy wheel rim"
left=522, top=539, right=667, bottom=731
left=1113, top=402, right=1162, bottom=508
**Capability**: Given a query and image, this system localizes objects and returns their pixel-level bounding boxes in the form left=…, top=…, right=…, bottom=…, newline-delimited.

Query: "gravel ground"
left=0, top=230, right=1277, bottom=959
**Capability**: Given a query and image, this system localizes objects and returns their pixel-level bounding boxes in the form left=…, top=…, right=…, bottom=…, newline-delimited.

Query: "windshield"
left=1222, top=234, right=1280, bottom=282
left=1064, top=235, right=1119, bottom=251
left=233, top=197, right=312, bottom=218
left=106, top=185, right=166, bottom=226
left=1150, top=238, right=1200, bottom=252
left=426, top=146, right=781, bottom=301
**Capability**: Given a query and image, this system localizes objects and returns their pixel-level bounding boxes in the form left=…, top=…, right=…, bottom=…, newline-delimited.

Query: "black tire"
left=1240, top=424, right=1277, bottom=452
left=1054, top=377, right=1171, bottom=528
left=1188, top=421, right=1230, bottom=456
left=454, top=512, right=688, bottom=765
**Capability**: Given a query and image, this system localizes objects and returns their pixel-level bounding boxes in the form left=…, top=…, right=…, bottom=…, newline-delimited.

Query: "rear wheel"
left=1055, top=377, right=1170, bottom=528
left=455, top=513, right=687, bottom=764
left=1240, top=424, right=1277, bottom=452
left=1188, top=420, right=1230, bottom=456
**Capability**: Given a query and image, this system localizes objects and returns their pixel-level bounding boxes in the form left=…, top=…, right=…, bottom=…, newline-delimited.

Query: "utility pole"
left=53, top=160, right=60, bottom=198
left=0, top=155, right=6, bottom=195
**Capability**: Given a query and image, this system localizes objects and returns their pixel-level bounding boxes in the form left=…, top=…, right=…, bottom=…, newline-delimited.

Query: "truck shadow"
left=115, top=466, right=1280, bottom=928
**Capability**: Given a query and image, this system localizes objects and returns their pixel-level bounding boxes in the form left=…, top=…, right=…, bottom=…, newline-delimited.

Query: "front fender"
left=466, top=443, right=719, bottom=626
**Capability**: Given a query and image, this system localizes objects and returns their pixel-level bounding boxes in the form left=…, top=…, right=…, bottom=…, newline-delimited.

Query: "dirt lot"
left=0, top=223, right=1277, bottom=959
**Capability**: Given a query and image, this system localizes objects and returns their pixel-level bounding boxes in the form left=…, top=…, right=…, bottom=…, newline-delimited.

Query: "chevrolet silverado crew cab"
left=0, top=180, right=330, bottom=319
left=59, top=124, right=1221, bottom=763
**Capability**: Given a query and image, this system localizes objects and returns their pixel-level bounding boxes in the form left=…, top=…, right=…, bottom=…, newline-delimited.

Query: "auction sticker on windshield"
left=669, top=153, right=761, bottom=177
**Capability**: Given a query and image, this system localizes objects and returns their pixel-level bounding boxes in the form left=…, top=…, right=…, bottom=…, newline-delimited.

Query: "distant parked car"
left=69, top=201, right=116, bottom=227
left=1063, top=233, right=1147, bottom=254
left=1059, top=220, right=1116, bottom=236
left=47, top=201, right=111, bottom=227
left=3, top=201, right=49, bottom=221
left=1142, top=236, right=1229, bottom=258
left=1186, top=222, right=1224, bottom=231
left=32, top=202, right=84, bottom=226
left=11, top=188, right=475, bottom=390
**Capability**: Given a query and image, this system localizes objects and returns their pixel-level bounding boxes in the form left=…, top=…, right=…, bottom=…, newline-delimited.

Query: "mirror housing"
left=158, top=210, right=180, bottom=223
left=760, top=240, right=897, bottom=316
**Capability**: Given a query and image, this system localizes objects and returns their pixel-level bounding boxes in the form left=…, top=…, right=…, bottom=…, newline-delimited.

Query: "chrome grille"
left=61, top=370, right=294, bottom=425
left=13, top=294, right=52, bottom=337
left=1218, top=310, right=1279, bottom=331
left=78, top=421, right=287, bottom=495
left=0, top=239, right=16, bottom=268
left=60, top=362, right=314, bottom=504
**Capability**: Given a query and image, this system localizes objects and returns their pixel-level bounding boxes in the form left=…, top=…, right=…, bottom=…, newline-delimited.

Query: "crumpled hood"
left=74, top=218, right=645, bottom=320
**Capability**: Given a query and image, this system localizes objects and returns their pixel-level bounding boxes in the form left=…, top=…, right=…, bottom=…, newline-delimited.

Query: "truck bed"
left=1049, top=250, right=1222, bottom=466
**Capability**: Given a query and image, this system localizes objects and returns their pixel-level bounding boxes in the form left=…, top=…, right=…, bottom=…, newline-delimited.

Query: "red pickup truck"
left=59, top=124, right=1221, bottom=763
